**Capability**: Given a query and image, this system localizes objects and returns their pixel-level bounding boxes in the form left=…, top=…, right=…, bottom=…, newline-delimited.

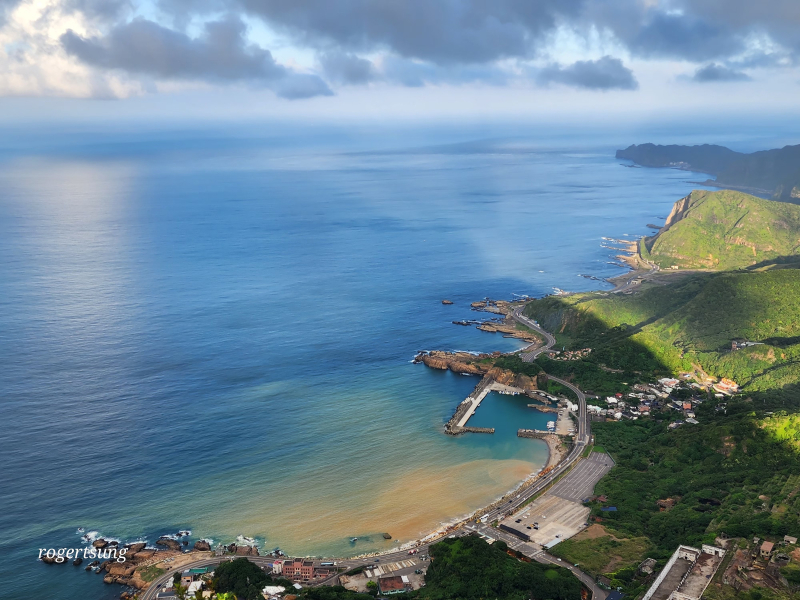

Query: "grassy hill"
left=522, top=267, right=800, bottom=393
left=617, top=143, right=800, bottom=200
left=642, top=190, right=800, bottom=270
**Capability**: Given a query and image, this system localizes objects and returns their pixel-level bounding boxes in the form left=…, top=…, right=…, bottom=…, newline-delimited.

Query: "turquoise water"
left=0, top=129, right=717, bottom=598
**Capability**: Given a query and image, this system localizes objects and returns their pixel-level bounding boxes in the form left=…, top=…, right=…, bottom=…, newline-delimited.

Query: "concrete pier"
left=445, top=378, right=525, bottom=435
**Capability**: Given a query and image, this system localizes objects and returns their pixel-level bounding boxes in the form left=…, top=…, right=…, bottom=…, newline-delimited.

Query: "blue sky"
left=1, top=0, right=799, bottom=122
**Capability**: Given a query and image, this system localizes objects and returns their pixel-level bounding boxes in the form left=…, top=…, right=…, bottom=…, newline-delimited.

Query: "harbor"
left=445, top=379, right=531, bottom=435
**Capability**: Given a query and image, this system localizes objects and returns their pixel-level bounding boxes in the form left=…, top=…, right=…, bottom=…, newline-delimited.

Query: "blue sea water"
left=0, top=127, right=719, bottom=599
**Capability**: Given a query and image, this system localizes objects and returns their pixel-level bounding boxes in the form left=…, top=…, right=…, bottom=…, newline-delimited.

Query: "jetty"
left=517, top=429, right=554, bottom=439
left=445, top=378, right=524, bottom=435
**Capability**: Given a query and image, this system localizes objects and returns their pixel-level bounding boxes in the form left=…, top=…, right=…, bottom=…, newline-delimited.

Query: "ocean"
left=0, top=126, right=716, bottom=598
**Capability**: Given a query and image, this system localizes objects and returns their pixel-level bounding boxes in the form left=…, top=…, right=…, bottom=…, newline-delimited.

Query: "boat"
left=350, top=537, right=358, bottom=543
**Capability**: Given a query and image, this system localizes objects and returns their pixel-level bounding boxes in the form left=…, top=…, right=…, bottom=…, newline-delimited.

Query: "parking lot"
left=498, top=452, right=613, bottom=546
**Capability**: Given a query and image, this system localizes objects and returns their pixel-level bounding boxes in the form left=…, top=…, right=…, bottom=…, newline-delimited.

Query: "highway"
left=139, top=317, right=605, bottom=600
left=511, top=307, right=557, bottom=361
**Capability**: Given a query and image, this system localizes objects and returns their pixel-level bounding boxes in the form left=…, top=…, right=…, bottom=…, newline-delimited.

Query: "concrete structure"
left=761, top=541, right=774, bottom=558
left=378, top=575, right=410, bottom=594
left=642, top=545, right=726, bottom=600
left=497, top=452, right=613, bottom=545
left=785, top=535, right=798, bottom=545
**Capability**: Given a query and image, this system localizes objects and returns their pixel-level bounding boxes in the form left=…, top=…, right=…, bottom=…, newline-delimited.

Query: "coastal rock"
left=88, top=560, right=100, bottom=568
left=93, top=539, right=109, bottom=549
left=108, top=564, right=136, bottom=578
left=232, top=544, right=259, bottom=556
left=156, top=537, right=181, bottom=551
left=126, top=542, right=147, bottom=554
left=415, top=350, right=491, bottom=375
left=130, top=549, right=156, bottom=561
left=73, top=558, right=83, bottom=566
left=441, top=299, right=453, bottom=305
left=41, top=555, right=58, bottom=565
left=477, top=320, right=539, bottom=343
left=121, top=593, right=134, bottom=600
left=193, top=540, right=211, bottom=551
left=103, top=574, right=115, bottom=584
left=487, top=367, right=542, bottom=392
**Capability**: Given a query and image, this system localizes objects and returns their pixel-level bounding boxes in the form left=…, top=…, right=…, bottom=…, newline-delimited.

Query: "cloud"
left=61, top=16, right=332, bottom=98
left=692, top=63, right=751, bottom=82
left=538, top=56, right=638, bottom=90
left=237, top=0, right=583, bottom=64
left=318, top=51, right=377, bottom=85
left=624, top=12, right=744, bottom=62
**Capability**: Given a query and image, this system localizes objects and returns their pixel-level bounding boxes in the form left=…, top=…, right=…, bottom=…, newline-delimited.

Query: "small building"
left=378, top=575, right=410, bottom=595
left=785, top=535, right=798, bottom=545
left=187, top=581, right=203, bottom=596
left=181, top=570, right=193, bottom=586
left=761, top=541, right=775, bottom=558
left=283, top=558, right=303, bottom=579
left=272, top=560, right=283, bottom=574
left=301, top=560, right=314, bottom=580
left=639, top=558, right=657, bottom=574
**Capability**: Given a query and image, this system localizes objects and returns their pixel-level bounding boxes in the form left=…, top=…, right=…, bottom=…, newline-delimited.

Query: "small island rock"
left=155, top=537, right=181, bottom=551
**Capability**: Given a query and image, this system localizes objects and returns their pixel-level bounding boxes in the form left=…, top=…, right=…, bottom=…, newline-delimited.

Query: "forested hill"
left=642, top=189, right=800, bottom=270
left=616, top=142, right=800, bottom=200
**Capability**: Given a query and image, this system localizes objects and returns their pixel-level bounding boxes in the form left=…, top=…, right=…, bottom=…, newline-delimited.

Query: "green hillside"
left=522, top=267, right=800, bottom=392
left=642, top=189, right=800, bottom=270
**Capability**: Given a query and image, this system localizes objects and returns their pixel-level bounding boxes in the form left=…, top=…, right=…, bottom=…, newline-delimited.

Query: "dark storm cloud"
left=538, top=56, right=638, bottom=90
left=318, top=51, right=377, bottom=85
left=692, top=64, right=751, bottom=82
left=60, top=17, right=332, bottom=98
left=237, top=0, right=584, bottom=64
left=624, top=12, right=744, bottom=62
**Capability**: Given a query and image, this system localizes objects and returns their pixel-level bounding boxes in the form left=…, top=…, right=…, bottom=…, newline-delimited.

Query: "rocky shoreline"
left=40, top=537, right=262, bottom=592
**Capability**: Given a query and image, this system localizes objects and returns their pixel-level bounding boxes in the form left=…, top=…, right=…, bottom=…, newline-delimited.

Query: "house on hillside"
left=761, top=541, right=775, bottom=559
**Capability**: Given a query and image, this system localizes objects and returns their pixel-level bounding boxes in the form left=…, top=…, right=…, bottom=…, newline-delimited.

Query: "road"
left=478, top=373, right=589, bottom=525
left=511, top=307, right=557, bottom=361
left=611, top=258, right=659, bottom=294
left=140, top=546, right=435, bottom=599
left=140, top=318, right=606, bottom=600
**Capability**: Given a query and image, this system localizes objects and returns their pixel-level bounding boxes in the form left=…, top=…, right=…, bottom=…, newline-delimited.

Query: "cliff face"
left=485, top=367, right=541, bottom=391
left=644, top=193, right=692, bottom=253
left=415, top=351, right=541, bottom=391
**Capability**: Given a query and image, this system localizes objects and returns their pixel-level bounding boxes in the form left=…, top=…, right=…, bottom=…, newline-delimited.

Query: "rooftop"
left=378, top=576, right=407, bottom=592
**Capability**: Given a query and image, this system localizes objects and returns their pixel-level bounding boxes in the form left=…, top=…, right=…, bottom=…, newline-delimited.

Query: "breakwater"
left=528, top=404, right=558, bottom=413
left=517, top=429, right=553, bottom=439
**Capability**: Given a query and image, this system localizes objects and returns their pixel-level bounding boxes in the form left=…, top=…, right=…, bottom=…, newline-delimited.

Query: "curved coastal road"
left=140, top=317, right=601, bottom=600
left=511, top=307, right=557, bottom=361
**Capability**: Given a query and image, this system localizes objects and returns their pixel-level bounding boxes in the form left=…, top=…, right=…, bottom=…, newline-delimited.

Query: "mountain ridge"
left=617, top=142, right=800, bottom=200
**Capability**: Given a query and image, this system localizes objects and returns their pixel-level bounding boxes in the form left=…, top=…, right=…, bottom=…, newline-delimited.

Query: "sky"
left=1, top=0, right=800, bottom=123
